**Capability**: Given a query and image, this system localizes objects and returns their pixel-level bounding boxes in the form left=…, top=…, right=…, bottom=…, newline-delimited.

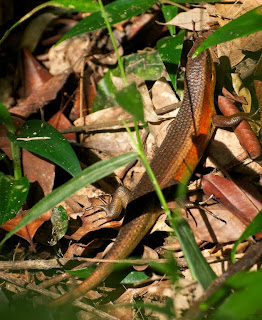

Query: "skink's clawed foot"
left=84, top=186, right=131, bottom=221
left=177, top=195, right=227, bottom=225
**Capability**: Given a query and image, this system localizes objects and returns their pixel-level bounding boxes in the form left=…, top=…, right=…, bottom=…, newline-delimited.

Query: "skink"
left=50, top=37, right=216, bottom=306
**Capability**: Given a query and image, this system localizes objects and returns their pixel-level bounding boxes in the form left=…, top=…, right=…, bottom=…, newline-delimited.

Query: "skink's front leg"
left=101, top=186, right=131, bottom=219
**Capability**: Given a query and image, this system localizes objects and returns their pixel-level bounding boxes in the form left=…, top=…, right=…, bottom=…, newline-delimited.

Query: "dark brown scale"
left=131, top=40, right=208, bottom=202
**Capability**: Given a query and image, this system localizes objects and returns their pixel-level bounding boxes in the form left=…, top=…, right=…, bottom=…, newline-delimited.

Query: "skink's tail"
left=49, top=207, right=159, bottom=307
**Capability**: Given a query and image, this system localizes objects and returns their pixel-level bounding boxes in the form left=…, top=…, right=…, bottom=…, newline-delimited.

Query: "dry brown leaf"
left=151, top=78, right=179, bottom=113
left=207, top=128, right=262, bottom=177
left=208, top=1, right=262, bottom=66
left=48, top=34, right=90, bottom=75
left=10, top=71, right=70, bottom=118
left=181, top=203, right=246, bottom=243
left=22, top=48, right=53, bottom=98
left=165, top=8, right=213, bottom=31
left=48, top=111, right=76, bottom=142
left=0, top=210, right=51, bottom=243
left=202, top=175, right=262, bottom=225
left=67, top=197, right=124, bottom=241
left=133, top=245, right=159, bottom=271
left=22, top=149, right=55, bottom=196
left=208, top=129, right=247, bottom=165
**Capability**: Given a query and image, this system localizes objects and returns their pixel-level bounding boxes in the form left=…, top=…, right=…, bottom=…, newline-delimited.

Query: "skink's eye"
left=210, top=72, right=215, bottom=82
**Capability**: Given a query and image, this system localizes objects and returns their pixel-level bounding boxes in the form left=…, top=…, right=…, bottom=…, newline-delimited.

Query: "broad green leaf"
left=212, top=271, right=262, bottom=320
left=172, top=215, right=216, bottom=289
left=0, top=173, right=29, bottom=224
left=114, top=83, right=144, bottom=122
left=157, top=31, right=185, bottom=89
left=0, top=0, right=99, bottom=45
left=194, top=5, right=262, bottom=57
left=120, top=271, right=149, bottom=284
left=161, top=4, right=178, bottom=36
left=58, top=0, right=158, bottom=43
left=8, top=120, right=81, bottom=177
left=0, top=152, right=137, bottom=246
left=231, top=210, right=262, bottom=262
left=0, top=103, right=16, bottom=134
left=66, top=267, right=95, bottom=278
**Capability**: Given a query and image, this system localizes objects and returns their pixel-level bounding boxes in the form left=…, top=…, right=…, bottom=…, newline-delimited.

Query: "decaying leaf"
left=202, top=174, right=262, bottom=227
left=22, top=48, right=53, bottom=97
left=0, top=210, right=51, bottom=243
left=10, top=71, right=70, bottom=118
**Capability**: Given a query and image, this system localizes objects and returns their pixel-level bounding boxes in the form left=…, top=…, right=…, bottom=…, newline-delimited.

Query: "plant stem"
left=10, top=142, right=22, bottom=180
left=98, top=0, right=128, bottom=86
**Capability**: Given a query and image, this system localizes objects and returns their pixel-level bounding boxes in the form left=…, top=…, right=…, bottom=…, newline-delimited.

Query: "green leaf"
left=161, top=4, right=178, bottom=36
left=0, top=152, right=137, bottom=246
left=113, top=51, right=164, bottom=81
left=66, top=267, right=95, bottom=278
left=157, top=31, right=185, bottom=89
left=0, top=0, right=99, bottom=45
left=0, top=173, right=29, bottom=224
left=231, top=210, right=262, bottom=262
left=120, top=271, right=149, bottom=284
left=211, top=271, right=262, bottom=320
left=114, top=82, right=144, bottom=122
left=194, top=6, right=262, bottom=57
left=0, top=103, right=16, bottom=134
left=58, top=0, right=158, bottom=43
left=9, top=120, right=81, bottom=177
left=92, top=72, right=117, bottom=111
left=172, top=215, right=216, bottom=290
left=44, top=0, right=99, bottom=11
left=49, top=206, right=68, bottom=246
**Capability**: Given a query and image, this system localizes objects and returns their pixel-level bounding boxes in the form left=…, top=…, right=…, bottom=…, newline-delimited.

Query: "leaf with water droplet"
left=0, top=173, right=29, bottom=224
left=8, top=120, right=81, bottom=176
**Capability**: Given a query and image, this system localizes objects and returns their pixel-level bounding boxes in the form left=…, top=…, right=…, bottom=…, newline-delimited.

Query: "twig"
left=0, top=253, right=244, bottom=271
left=59, top=118, right=136, bottom=134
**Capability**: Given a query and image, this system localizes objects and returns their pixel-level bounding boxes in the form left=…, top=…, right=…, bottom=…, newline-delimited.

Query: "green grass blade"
left=231, top=210, right=262, bottom=262
left=173, top=215, right=216, bottom=289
